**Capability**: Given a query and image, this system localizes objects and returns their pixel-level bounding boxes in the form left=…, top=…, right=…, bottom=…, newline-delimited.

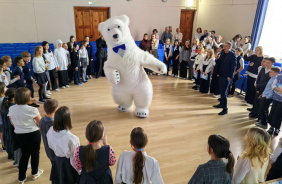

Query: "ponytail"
left=133, top=150, right=145, bottom=184
left=225, top=151, right=235, bottom=174
left=1, top=88, right=16, bottom=113
left=83, top=144, right=96, bottom=173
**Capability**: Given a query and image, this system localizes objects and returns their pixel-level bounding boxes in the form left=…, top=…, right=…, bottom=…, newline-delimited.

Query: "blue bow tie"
left=113, top=44, right=126, bottom=53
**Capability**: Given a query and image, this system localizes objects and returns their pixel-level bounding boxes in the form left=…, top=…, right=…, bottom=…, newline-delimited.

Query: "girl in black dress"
left=171, top=40, right=181, bottom=77
left=74, top=120, right=116, bottom=184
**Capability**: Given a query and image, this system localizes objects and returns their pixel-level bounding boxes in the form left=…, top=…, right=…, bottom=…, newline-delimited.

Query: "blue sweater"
left=23, top=61, right=36, bottom=82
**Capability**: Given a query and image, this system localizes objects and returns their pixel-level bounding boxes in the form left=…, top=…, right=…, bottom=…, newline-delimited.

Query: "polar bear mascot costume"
left=98, top=15, right=167, bottom=118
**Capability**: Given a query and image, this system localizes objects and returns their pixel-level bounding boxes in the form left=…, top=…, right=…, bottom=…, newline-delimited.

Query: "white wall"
left=194, top=0, right=258, bottom=42
left=0, top=0, right=188, bottom=44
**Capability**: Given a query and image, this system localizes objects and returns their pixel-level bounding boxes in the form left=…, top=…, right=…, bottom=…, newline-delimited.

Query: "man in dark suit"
left=95, top=35, right=107, bottom=78
left=213, top=42, right=237, bottom=115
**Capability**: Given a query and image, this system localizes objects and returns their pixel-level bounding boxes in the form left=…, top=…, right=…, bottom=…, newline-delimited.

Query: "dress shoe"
left=213, top=104, right=223, bottom=108
left=247, top=108, right=253, bottom=112
left=218, top=109, right=228, bottom=115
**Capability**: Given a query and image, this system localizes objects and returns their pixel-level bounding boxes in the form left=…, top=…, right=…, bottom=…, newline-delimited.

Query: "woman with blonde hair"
left=244, top=46, right=264, bottom=106
left=232, top=127, right=271, bottom=184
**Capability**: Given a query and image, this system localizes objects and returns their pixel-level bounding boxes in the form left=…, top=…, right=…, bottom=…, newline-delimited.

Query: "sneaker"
left=175, top=75, right=178, bottom=78
left=61, top=86, right=66, bottom=89
left=38, top=100, right=45, bottom=104
left=2, top=145, right=6, bottom=152
left=255, top=121, right=267, bottom=129
left=13, top=163, right=19, bottom=167
left=31, top=169, right=44, bottom=181
left=89, top=75, right=93, bottom=79
left=54, top=89, right=60, bottom=92
left=46, top=94, right=50, bottom=97
left=213, top=95, right=219, bottom=98
left=171, top=74, right=174, bottom=77
left=74, top=83, right=82, bottom=86
left=66, top=85, right=70, bottom=88
left=46, top=90, right=51, bottom=95
left=246, top=103, right=252, bottom=107
left=19, top=177, right=27, bottom=184
left=274, top=129, right=280, bottom=136
left=267, top=127, right=274, bottom=135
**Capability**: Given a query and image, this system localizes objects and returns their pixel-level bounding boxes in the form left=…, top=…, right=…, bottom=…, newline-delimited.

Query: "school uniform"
left=72, top=50, right=81, bottom=84
left=4, top=68, right=19, bottom=88
left=210, top=53, right=222, bottom=95
left=67, top=42, right=75, bottom=82
left=115, top=150, right=164, bottom=184
left=259, top=76, right=276, bottom=126
left=32, top=57, right=48, bottom=85
left=12, top=66, right=25, bottom=88
left=217, top=51, right=237, bottom=110
left=43, top=51, right=58, bottom=91
left=228, top=56, right=244, bottom=95
left=85, top=42, right=94, bottom=76
left=74, top=145, right=116, bottom=184
left=79, top=48, right=89, bottom=82
left=151, top=39, right=159, bottom=59
left=163, top=44, right=172, bottom=76
left=268, top=74, right=282, bottom=131
left=171, top=45, right=181, bottom=76
left=251, top=68, right=271, bottom=117
left=95, top=37, right=107, bottom=78
left=8, top=104, right=41, bottom=181
left=23, top=61, right=36, bottom=98
left=39, top=116, right=55, bottom=162
left=47, top=126, right=80, bottom=184
left=188, top=45, right=198, bottom=80
left=193, top=54, right=205, bottom=88
left=244, top=55, right=264, bottom=105
left=199, top=57, right=215, bottom=93
left=179, top=47, right=190, bottom=79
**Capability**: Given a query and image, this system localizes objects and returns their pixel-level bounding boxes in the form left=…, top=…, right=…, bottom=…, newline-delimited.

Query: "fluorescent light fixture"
left=187, top=0, right=194, bottom=7
left=88, top=2, right=95, bottom=5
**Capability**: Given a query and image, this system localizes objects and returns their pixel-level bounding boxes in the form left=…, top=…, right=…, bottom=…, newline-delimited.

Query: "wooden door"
left=74, top=7, right=109, bottom=42
left=180, top=9, right=195, bottom=46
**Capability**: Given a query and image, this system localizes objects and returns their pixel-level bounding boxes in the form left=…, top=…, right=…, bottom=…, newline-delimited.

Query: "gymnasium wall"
left=195, top=0, right=258, bottom=42
left=0, top=0, right=187, bottom=44
left=0, top=0, right=258, bottom=44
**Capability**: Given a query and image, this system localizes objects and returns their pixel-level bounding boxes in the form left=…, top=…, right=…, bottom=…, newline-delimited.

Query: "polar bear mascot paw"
left=98, top=15, right=167, bottom=118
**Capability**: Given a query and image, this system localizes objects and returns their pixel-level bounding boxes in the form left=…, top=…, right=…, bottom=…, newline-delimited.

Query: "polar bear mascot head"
left=98, top=15, right=167, bottom=118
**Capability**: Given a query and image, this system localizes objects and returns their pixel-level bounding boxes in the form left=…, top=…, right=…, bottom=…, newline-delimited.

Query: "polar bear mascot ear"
left=98, top=14, right=130, bottom=33
left=117, top=15, right=130, bottom=26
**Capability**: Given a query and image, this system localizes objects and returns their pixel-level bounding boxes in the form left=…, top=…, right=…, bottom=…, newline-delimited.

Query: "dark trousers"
left=86, top=59, right=93, bottom=75
left=74, top=68, right=80, bottom=84
left=47, top=69, right=58, bottom=91
left=268, top=100, right=282, bottom=130
left=188, top=60, right=194, bottom=80
left=228, top=76, right=238, bottom=95
left=259, top=97, right=273, bottom=126
left=245, top=76, right=256, bottom=104
left=26, top=81, right=34, bottom=98
left=200, top=73, right=211, bottom=94
left=180, top=60, right=188, bottom=78
left=38, top=84, right=46, bottom=101
left=68, top=65, right=73, bottom=83
left=210, top=75, right=220, bottom=95
left=58, top=70, right=69, bottom=87
left=266, top=153, right=282, bottom=181
left=96, top=57, right=106, bottom=78
left=16, top=130, right=41, bottom=181
left=252, top=92, right=262, bottom=117
left=172, top=59, right=179, bottom=76
left=195, top=70, right=201, bottom=86
left=219, top=77, right=230, bottom=110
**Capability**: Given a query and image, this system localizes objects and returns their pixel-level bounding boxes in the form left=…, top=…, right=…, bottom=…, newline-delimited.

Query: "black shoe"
left=217, top=98, right=221, bottom=102
left=82, top=81, right=87, bottom=83
left=274, top=129, right=280, bottom=136
left=194, top=87, right=199, bottom=90
left=38, top=99, right=46, bottom=104
left=249, top=113, right=258, bottom=118
left=213, top=104, right=223, bottom=108
left=8, top=155, right=13, bottom=159
left=44, top=97, right=51, bottom=100
left=193, top=81, right=196, bottom=84
left=192, top=85, right=197, bottom=89
left=218, top=109, right=228, bottom=115
left=247, top=108, right=253, bottom=112
left=28, top=103, right=40, bottom=108
left=267, top=127, right=274, bottom=135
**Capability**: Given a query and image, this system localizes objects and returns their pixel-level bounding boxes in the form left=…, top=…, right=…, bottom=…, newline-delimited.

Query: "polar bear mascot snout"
left=98, top=15, right=167, bottom=118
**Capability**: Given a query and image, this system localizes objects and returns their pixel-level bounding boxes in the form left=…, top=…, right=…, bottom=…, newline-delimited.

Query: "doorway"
left=73, top=7, right=109, bottom=42
left=180, top=9, right=196, bottom=46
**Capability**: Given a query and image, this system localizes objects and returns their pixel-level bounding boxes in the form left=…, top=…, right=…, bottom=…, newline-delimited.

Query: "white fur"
left=99, top=15, right=167, bottom=118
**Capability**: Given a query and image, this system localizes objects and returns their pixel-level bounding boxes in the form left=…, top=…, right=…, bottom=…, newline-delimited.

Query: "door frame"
left=73, top=6, right=110, bottom=42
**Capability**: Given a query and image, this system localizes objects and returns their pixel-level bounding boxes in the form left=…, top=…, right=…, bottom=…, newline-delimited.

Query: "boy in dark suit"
left=72, top=43, right=82, bottom=85
left=84, top=36, right=94, bottom=79
left=13, top=57, right=25, bottom=88
left=213, top=42, right=237, bottom=115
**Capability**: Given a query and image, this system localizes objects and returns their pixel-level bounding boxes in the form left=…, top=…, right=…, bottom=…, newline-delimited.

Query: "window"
left=259, top=0, right=282, bottom=61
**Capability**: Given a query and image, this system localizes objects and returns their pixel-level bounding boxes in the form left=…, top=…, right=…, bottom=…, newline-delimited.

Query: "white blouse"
left=0, top=73, right=9, bottom=86
left=190, top=45, right=198, bottom=61
left=194, top=33, right=202, bottom=40
left=79, top=48, right=89, bottom=63
left=115, top=150, right=164, bottom=184
left=54, top=48, right=68, bottom=71
left=200, top=57, right=215, bottom=74
left=8, top=104, right=40, bottom=134
left=151, top=39, right=159, bottom=50
left=43, top=51, right=59, bottom=70
left=242, top=43, right=251, bottom=54
left=193, top=54, right=205, bottom=70
left=32, top=57, right=46, bottom=74
left=47, top=126, right=80, bottom=170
